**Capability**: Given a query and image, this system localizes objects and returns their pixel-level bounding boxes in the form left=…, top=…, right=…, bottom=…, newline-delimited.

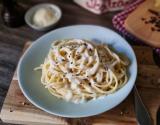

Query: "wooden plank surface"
left=0, top=41, right=22, bottom=125
left=0, top=42, right=160, bottom=125
left=124, top=0, right=160, bottom=48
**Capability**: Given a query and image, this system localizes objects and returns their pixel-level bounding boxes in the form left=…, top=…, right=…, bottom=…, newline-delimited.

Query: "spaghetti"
left=35, top=39, right=129, bottom=103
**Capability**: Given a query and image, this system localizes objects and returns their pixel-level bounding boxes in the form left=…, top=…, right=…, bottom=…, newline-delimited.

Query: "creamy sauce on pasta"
left=35, top=39, right=129, bottom=103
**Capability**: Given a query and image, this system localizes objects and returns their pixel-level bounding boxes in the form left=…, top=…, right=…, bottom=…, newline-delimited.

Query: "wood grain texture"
left=0, top=42, right=22, bottom=89
left=124, top=0, right=160, bottom=48
left=0, top=41, right=22, bottom=125
left=1, top=42, right=160, bottom=125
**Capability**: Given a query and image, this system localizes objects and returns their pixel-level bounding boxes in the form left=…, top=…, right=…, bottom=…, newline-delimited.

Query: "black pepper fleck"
left=145, top=21, right=149, bottom=24
left=157, top=29, right=160, bottom=32
left=141, top=17, right=146, bottom=21
left=148, top=9, right=160, bottom=16
left=141, top=9, right=160, bottom=31
left=84, top=43, right=87, bottom=46
left=151, top=27, right=155, bottom=31
left=10, top=108, right=13, bottom=112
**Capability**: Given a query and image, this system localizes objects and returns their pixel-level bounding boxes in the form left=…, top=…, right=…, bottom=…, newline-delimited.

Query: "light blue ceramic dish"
left=17, top=25, right=137, bottom=118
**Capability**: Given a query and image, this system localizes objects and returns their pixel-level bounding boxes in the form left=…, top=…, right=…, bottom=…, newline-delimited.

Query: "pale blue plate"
left=17, top=25, right=137, bottom=118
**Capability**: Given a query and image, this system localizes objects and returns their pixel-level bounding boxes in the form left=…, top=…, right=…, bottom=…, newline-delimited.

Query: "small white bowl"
left=25, top=3, right=62, bottom=31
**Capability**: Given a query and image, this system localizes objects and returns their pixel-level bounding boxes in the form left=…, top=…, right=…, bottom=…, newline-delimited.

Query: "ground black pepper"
left=157, top=29, right=160, bottom=31
left=141, top=9, right=160, bottom=32
left=144, top=21, right=149, bottom=24
left=148, top=9, right=160, bottom=16
left=9, top=108, right=13, bottom=112
left=141, top=17, right=146, bottom=21
left=151, top=27, right=155, bottom=31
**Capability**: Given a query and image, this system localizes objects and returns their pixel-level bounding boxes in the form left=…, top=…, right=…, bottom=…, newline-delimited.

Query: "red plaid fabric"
left=112, top=0, right=144, bottom=41
left=112, top=0, right=160, bottom=56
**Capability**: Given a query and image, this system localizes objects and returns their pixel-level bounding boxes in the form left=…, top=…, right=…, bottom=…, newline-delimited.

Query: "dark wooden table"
left=0, top=0, right=141, bottom=125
